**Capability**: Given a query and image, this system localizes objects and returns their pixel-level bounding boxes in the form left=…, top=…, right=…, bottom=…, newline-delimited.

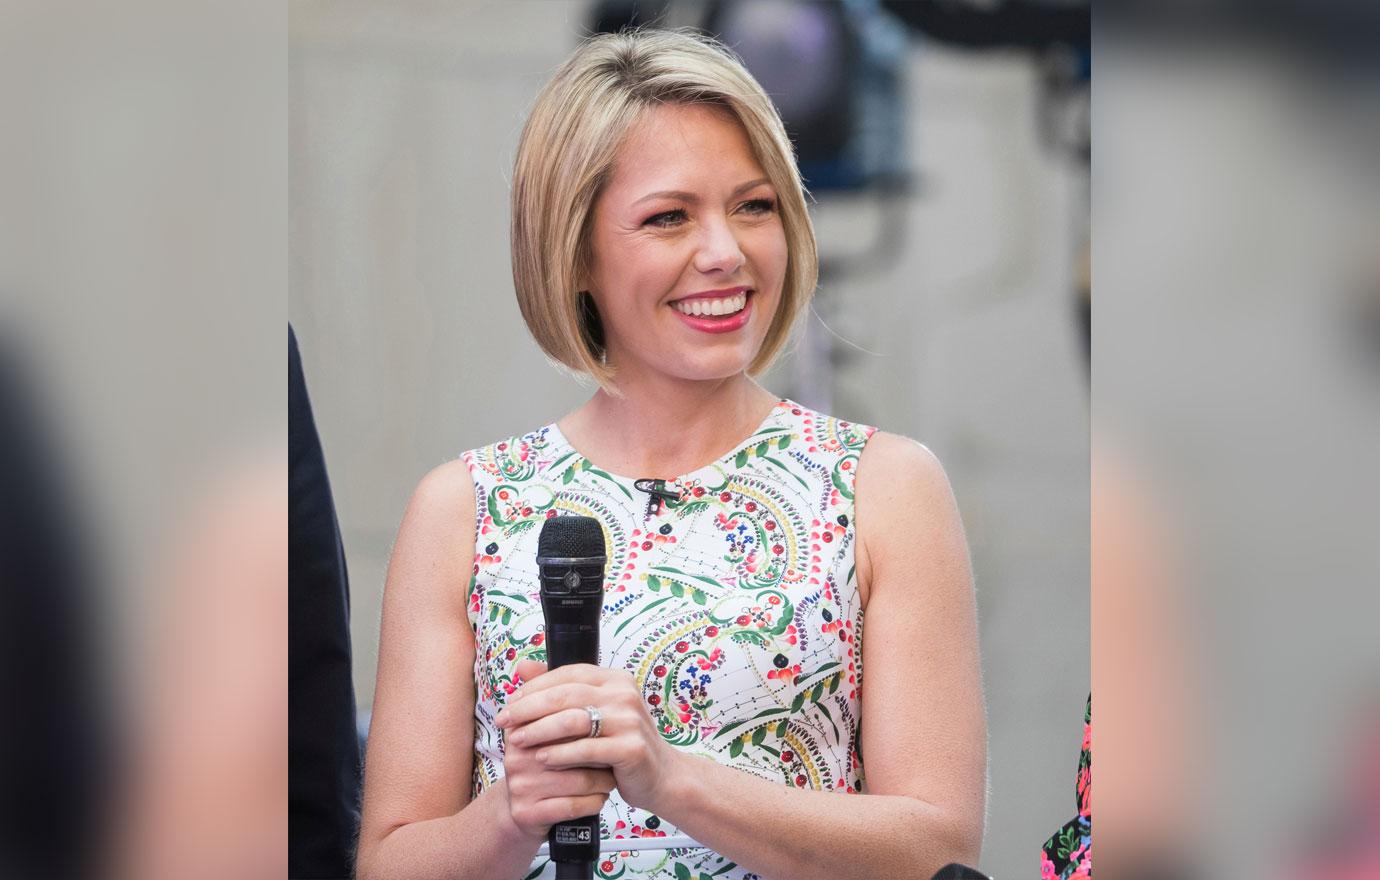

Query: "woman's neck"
left=558, top=375, right=780, bottom=480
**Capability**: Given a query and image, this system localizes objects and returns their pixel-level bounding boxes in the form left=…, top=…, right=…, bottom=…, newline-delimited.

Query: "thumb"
left=513, top=658, right=547, bottom=685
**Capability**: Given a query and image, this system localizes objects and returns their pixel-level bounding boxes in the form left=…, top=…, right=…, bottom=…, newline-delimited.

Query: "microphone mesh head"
left=537, top=514, right=605, bottom=559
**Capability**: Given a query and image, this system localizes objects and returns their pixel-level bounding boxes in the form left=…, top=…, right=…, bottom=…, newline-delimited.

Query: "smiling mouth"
left=670, top=290, right=752, bottom=318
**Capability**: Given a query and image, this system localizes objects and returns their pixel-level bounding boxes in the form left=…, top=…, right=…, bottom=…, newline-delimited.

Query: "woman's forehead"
left=606, top=103, right=769, bottom=201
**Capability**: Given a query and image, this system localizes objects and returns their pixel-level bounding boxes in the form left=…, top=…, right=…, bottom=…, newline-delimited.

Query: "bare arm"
left=354, top=462, right=544, bottom=880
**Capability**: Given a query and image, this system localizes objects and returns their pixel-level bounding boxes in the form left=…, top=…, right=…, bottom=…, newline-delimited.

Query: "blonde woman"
left=356, top=29, right=985, bottom=880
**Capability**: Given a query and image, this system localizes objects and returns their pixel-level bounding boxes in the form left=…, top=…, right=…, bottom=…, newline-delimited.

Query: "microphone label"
left=554, top=826, right=593, bottom=845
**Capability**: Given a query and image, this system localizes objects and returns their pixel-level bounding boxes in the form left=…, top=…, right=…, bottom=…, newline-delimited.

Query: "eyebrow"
left=631, top=177, right=774, bottom=207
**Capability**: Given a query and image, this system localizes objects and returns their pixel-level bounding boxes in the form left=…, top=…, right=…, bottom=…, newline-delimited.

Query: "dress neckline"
left=545, top=396, right=795, bottom=486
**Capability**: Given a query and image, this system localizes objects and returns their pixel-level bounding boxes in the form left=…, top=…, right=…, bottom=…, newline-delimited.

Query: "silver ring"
left=583, top=705, right=602, bottom=739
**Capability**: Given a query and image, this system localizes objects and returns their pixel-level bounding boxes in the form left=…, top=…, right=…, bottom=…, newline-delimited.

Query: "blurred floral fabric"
left=1040, top=695, right=1091, bottom=879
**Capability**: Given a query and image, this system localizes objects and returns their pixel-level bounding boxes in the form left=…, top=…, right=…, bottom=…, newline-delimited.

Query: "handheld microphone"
left=535, top=515, right=606, bottom=880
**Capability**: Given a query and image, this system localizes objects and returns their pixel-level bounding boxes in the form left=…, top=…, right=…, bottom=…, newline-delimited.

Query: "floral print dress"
left=460, top=398, right=876, bottom=880
left=1040, top=696, right=1092, bottom=878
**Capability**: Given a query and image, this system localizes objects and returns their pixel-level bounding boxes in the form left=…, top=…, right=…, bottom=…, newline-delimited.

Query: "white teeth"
left=672, top=292, right=747, bottom=317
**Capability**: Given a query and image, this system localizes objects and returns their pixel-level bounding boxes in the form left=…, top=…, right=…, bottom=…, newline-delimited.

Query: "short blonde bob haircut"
left=511, top=28, right=817, bottom=393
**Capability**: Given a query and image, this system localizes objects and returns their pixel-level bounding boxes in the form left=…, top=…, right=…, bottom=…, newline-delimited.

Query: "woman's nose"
left=692, top=215, right=746, bottom=276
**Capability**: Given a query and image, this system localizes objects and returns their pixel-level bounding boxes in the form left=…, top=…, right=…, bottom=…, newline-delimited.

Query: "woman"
left=355, top=29, right=985, bottom=880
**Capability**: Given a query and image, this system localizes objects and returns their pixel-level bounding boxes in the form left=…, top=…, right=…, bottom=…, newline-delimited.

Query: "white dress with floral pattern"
left=461, top=398, right=876, bottom=880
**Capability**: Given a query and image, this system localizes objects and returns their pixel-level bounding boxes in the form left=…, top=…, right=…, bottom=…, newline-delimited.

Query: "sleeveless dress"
left=460, top=398, right=877, bottom=880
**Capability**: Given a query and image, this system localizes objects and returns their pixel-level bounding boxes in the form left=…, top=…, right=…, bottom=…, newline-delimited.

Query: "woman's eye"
left=644, top=209, right=687, bottom=228
left=740, top=198, right=777, bottom=215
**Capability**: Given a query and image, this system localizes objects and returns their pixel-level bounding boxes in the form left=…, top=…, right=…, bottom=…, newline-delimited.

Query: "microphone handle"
left=544, top=617, right=600, bottom=878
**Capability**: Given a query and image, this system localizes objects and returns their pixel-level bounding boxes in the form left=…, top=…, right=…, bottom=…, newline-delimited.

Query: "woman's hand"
left=497, top=659, right=685, bottom=815
left=500, top=661, right=618, bottom=840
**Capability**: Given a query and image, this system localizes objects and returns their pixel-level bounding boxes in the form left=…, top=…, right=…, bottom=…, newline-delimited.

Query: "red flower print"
left=675, top=641, right=688, bottom=653
left=601, top=861, right=613, bottom=873
left=648, top=694, right=661, bottom=706
left=782, top=750, right=794, bottom=762
left=654, top=665, right=667, bottom=677
left=505, top=647, right=517, bottom=661
left=705, top=625, right=719, bottom=637
left=719, top=492, right=732, bottom=502
left=530, top=633, right=544, bottom=646
left=795, top=774, right=807, bottom=786
left=745, top=502, right=757, bottom=512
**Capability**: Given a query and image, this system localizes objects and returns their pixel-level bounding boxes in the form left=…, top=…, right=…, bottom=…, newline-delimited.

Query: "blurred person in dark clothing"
left=290, top=325, right=362, bottom=878
left=0, top=334, right=108, bottom=879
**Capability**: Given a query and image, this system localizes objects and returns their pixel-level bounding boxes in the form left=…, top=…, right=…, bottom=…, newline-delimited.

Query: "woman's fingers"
left=512, top=658, right=547, bottom=686
left=510, top=706, right=598, bottom=748
left=497, top=681, right=602, bottom=729
left=537, top=736, right=620, bottom=770
left=532, top=794, right=610, bottom=827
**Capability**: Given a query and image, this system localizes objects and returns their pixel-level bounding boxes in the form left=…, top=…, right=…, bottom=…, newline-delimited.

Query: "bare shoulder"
left=386, top=458, right=479, bottom=603
left=853, top=430, right=965, bottom=606
left=407, top=457, right=478, bottom=522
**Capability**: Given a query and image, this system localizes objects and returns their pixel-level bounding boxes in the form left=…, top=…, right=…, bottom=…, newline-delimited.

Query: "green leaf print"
left=774, top=718, right=789, bottom=737
left=751, top=726, right=766, bottom=746
left=691, top=588, right=708, bottom=607
left=486, top=490, right=507, bottom=523
left=674, top=863, right=692, bottom=880
left=709, top=861, right=738, bottom=877
left=522, top=861, right=548, bottom=880
left=816, top=700, right=841, bottom=741
left=762, top=455, right=810, bottom=490
left=646, top=575, right=662, bottom=592
left=669, top=581, right=685, bottom=598
left=777, top=434, right=790, bottom=450
left=548, top=450, right=578, bottom=471
left=832, top=456, right=859, bottom=501
left=790, top=692, right=805, bottom=714
left=1057, top=824, right=1079, bottom=857
left=714, top=705, right=787, bottom=741
left=730, top=630, right=767, bottom=648
left=613, top=596, right=670, bottom=638
left=585, top=467, right=634, bottom=501
left=655, top=566, right=723, bottom=590
left=728, top=736, right=745, bottom=759
left=734, top=449, right=750, bottom=469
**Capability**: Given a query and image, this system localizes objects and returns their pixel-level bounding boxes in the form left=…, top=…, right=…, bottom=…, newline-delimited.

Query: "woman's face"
left=584, top=102, right=788, bottom=385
